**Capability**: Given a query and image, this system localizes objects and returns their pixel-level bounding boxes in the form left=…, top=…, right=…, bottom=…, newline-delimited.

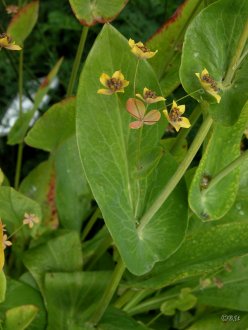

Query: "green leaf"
left=0, top=278, right=46, bottom=330
left=8, top=58, right=63, bottom=146
left=189, top=101, right=248, bottom=220
left=76, top=24, right=188, bottom=275
left=23, top=231, right=83, bottom=295
left=4, top=305, right=38, bottom=330
left=180, top=0, right=248, bottom=125
left=0, top=169, right=4, bottom=186
left=55, top=136, right=92, bottom=231
left=7, top=1, right=39, bottom=46
left=147, top=0, right=203, bottom=96
left=69, top=0, right=128, bottom=26
left=197, top=255, right=248, bottom=311
left=25, top=97, right=75, bottom=152
left=128, top=222, right=248, bottom=288
left=0, top=187, right=42, bottom=233
left=44, top=271, right=111, bottom=329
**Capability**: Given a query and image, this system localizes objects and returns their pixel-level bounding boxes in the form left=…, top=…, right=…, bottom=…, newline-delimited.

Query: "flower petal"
left=112, top=70, right=124, bottom=81
left=122, top=79, right=129, bottom=88
left=135, top=93, right=145, bottom=102
left=128, top=39, right=135, bottom=48
left=146, top=96, right=165, bottom=104
left=100, top=73, right=110, bottom=87
left=163, top=109, right=170, bottom=122
left=129, top=121, right=143, bottom=129
left=178, top=104, right=186, bottom=115
left=126, top=98, right=146, bottom=119
left=97, top=88, right=113, bottom=95
left=180, top=117, right=191, bottom=128
left=143, top=110, right=161, bottom=125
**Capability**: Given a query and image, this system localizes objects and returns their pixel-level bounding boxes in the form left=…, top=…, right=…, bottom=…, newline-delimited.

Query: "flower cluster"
left=96, top=38, right=225, bottom=133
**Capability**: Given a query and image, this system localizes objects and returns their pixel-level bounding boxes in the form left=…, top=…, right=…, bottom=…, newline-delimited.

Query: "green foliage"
left=0, top=0, right=248, bottom=329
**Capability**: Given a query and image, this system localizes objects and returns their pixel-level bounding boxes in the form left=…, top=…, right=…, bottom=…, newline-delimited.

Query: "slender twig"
left=137, top=115, right=213, bottom=235
left=67, top=26, right=89, bottom=96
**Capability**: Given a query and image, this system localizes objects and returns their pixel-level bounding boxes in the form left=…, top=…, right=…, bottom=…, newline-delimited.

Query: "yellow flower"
left=163, top=101, right=191, bottom=132
left=195, top=68, right=221, bottom=103
left=23, top=213, right=40, bottom=228
left=97, top=70, right=129, bottom=95
left=128, top=39, right=157, bottom=59
left=2, top=234, right=12, bottom=250
left=0, top=33, right=21, bottom=51
left=136, top=87, right=165, bottom=104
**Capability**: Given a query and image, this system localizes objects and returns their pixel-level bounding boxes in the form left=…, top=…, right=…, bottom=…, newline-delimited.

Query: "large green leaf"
left=25, top=98, right=75, bottom=152
left=69, top=0, right=128, bottom=26
left=180, top=0, right=248, bottom=125
left=0, top=187, right=42, bottom=233
left=147, top=0, right=203, bottom=96
left=188, top=101, right=248, bottom=220
left=44, top=271, right=111, bottom=329
left=55, top=136, right=92, bottom=231
left=76, top=24, right=188, bottom=275
left=7, top=1, right=39, bottom=46
left=128, top=222, right=248, bottom=289
left=0, top=279, right=46, bottom=330
left=8, top=58, right=63, bottom=145
left=23, top=231, right=83, bottom=295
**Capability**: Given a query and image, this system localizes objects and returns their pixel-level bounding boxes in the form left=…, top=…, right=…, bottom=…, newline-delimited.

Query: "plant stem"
left=89, top=257, right=126, bottom=325
left=146, top=312, right=163, bottom=327
left=86, top=234, right=112, bottom=270
left=205, top=149, right=248, bottom=192
left=170, top=104, right=202, bottom=155
left=224, top=18, right=248, bottom=85
left=123, top=289, right=152, bottom=312
left=133, top=58, right=140, bottom=97
left=114, top=289, right=136, bottom=309
left=14, top=50, right=24, bottom=190
left=66, top=26, right=89, bottom=97
left=82, top=207, right=101, bottom=241
left=137, top=115, right=213, bottom=234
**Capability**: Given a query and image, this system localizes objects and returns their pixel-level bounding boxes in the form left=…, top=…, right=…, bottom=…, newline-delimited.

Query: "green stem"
left=82, top=207, right=101, bottom=241
left=7, top=223, right=24, bottom=240
left=66, top=26, right=89, bottom=97
left=89, top=257, right=126, bottom=325
left=114, top=289, right=137, bottom=309
left=224, top=18, right=248, bottom=85
left=170, top=104, right=202, bottom=155
left=123, top=289, right=152, bottom=312
left=137, top=115, right=213, bottom=234
left=133, top=58, right=140, bottom=97
left=205, top=149, right=248, bottom=192
left=146, top=312, right=163, bottom=327
left=14, top=50, right=24, bottom=189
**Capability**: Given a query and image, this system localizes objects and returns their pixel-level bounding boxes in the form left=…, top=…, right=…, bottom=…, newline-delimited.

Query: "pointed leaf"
left=4, top=305, right=38, bottom=330
left=180, top=0, right=248, bottom=125
left=7, top=1, right=39, bottom=45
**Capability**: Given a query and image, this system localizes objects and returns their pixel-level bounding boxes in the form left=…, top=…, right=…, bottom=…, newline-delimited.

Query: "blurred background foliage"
left=0, top=0, right=183, bottom=183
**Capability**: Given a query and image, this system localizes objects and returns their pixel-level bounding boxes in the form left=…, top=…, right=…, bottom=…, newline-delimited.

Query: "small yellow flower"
left=23, top=213, right=40, bottom=228
left=0, top=33, right=22, bottom=51
left=97, top=70, right=129, bottom=95
left=163, top=101, right=191, bottom=132
left=128, top=39, right=157, bottom=59
left=3, top=234, right=12, bottom=250
left=136, top=87, right=165, bottom=104
left=195, top=68, right=221, bottom=103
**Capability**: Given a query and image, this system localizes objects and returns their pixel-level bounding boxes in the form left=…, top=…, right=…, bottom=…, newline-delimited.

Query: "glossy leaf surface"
left=76, top=24, right=188, bottom=275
